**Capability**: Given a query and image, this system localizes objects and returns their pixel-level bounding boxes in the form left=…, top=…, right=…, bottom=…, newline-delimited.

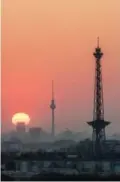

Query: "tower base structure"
left=87, top=119, right=110, bottom=159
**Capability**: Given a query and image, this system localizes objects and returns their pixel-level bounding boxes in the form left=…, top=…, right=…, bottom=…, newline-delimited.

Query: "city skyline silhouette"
left=2, top=0, right=120, bottom=135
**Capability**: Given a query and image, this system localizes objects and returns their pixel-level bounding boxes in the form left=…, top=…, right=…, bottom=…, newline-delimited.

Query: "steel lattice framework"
left=87, top=38, right=110, bottom=159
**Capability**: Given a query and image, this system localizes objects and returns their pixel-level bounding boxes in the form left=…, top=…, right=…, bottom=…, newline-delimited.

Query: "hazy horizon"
left=2, top=0, right=120, bottom=134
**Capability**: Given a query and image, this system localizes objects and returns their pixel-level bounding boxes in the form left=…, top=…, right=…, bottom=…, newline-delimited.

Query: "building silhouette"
left=16, top=122, right=26, bottom=134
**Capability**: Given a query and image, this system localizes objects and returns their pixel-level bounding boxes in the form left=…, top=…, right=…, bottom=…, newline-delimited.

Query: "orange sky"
left=2, top=0, right=120, bottom=134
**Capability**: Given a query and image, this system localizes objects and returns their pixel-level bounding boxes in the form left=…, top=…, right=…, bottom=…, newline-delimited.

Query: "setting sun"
left=12, top=113, right=30, bottom=125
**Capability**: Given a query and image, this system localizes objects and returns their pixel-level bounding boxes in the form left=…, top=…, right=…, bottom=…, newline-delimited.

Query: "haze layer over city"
left=2, top=0, right=120, bottom=136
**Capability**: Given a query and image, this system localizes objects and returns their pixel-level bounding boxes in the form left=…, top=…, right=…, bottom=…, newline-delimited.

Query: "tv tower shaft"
left=50, top=81, right=56, bottom=137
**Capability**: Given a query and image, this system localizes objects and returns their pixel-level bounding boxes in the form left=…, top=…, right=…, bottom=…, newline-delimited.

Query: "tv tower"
left=87, top=38, right=110, bottom=159
left=50, top=80, right=56, bottom=138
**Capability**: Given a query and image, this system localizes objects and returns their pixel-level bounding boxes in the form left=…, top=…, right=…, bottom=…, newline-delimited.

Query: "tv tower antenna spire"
left=50, top=80, right=56, bottom=138
left=97, top=36, right=99, bottom=47
left=87, top=37, right=110, bottom=159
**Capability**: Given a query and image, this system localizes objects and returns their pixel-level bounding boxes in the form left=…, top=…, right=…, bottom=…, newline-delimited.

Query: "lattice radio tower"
left=87, top=38, right=110, bottom=159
